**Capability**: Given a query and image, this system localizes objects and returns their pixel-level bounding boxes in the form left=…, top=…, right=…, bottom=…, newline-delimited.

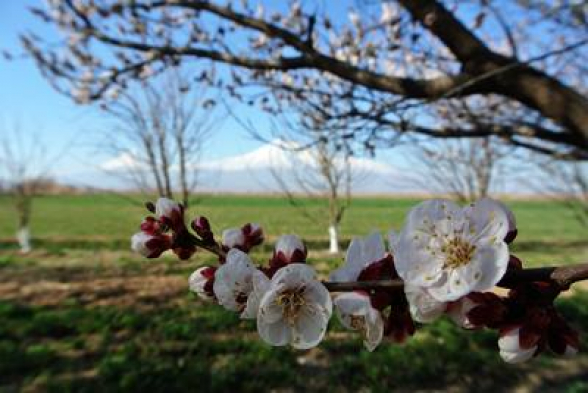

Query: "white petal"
left=361, top=231, right=385, bottom=265
left=222, top=227, right=245, bottom=248
left=329, top=266, right=358, bottom=282
left=258, top=318, right=291, bottom=347
left=500, top=347, right=536, bottom=364
left=405, top=285, right=447, bottom=323
left=483, top=198, right=516, bottom=234
left=387, top=229, right=398, bottom=254
left=272, top=263, right=316, bottom=287
left=131, top=232, right=152, bottom=256
left=303, top=281, right=333, bottom=314
left=498, top=327, right=523, bottom=352
left=241, top=270, right=270, bottom=319
left=464, top=198, right=509, bottom=245
left=292, top=306, right=329, bottom=349
left=364, top=307, right=384, bottom=352
left=394, top=230, right=444, bottom=287
left=468, top=242, right=509, bottom=292
left=258, top=288, right=285, bottom=324
left=403, top=199, right=461, bottom=234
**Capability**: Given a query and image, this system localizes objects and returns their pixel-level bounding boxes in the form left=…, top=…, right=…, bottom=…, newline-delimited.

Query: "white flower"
left=395, top=199, right=510, bottom=302
left=330, top=231, right=385, bottom=282
left=334, top=292, right=383, bottom=351
left=257, top=264, right=332, bottom=349
left=155, top=197, right=181, bottom=219
left=222, top=227, right=245, bottom=249
left=274, top=234, right=306, bottom=263
left=404, top=284, right=447, bottom=323
left=498, top=327, right=538, bottom=364
left=213, top=249, right=256, bottom=311
left=188, top=266, right=216, bottom=301
left=241, top=270, right=271, bottom=319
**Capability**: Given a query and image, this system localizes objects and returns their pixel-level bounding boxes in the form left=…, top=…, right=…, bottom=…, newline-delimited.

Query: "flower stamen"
left=277, top=286, right=306, bottom=325
left=442, top=237, right=476, bottom=269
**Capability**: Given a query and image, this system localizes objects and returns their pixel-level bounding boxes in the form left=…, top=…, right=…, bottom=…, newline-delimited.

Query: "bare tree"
left=405, top=96, right=517, bottom=201
left=268, top=134, right=353, bottom=254
left=21, top=0, right=588, bottom=159
left=407, top=136, right=512, bottom=202
left=0, top=124, right=55, bottom=253
left=100, top=69, right=217, bottom=208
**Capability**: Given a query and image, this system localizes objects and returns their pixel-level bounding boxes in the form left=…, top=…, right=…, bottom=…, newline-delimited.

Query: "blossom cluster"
left=131, top=197, right=580, bottom=363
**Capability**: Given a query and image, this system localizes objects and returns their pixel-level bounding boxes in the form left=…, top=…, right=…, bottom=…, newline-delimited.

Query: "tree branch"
left=323, top=264, right=588, bottom=292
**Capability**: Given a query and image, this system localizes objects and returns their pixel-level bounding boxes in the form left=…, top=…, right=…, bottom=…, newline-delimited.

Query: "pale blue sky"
left=0, top=0, right=558, bottom=193
left=0, top=0, right=278, bottom=180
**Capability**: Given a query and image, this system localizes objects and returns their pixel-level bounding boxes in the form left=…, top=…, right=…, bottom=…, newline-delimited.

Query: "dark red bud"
left=145, top=201, right=156, bottom=213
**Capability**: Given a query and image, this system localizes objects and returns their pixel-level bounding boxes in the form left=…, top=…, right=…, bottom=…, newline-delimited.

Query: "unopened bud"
left=145, top=201, right=156, bottom=213
left=192, top=216, right=214, bottom=242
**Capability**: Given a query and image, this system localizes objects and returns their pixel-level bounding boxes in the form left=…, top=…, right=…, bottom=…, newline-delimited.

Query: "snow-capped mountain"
left=82, top=141, right=408, bottom=193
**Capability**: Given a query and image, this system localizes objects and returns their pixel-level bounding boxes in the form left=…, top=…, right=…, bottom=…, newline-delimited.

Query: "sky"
left=0, top=1, right=284, bottom=179
left=0, top=1, right=568, bottom=195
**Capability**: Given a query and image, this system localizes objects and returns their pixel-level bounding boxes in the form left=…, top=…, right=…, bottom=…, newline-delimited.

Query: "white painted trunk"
left=328, top=224, right=339, bottom=254
left=17, top=226, right=32, bottom=253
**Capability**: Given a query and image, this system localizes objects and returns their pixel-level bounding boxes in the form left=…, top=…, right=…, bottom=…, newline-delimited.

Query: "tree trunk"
left=17, top=226, right=32, bottom=253
left=328, top=224, right=339, bottom=254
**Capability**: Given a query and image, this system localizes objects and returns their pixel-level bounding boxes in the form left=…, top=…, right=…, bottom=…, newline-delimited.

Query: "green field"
left=0, top=194, right=587, bottom=392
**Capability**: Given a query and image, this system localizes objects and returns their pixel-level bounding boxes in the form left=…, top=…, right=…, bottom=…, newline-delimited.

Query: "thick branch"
left=399, top=0, right=588, bottom=150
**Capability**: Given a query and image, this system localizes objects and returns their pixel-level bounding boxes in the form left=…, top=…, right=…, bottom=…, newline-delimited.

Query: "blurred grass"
left=0, top=194, right=586, bottom=266
left=0, top=194, right=587, bottom=391
left=0, top=290, right=587, bottom=392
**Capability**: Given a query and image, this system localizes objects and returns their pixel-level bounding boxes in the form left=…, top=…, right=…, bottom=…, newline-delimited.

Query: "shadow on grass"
left=1, top=292, right=587, bottom=392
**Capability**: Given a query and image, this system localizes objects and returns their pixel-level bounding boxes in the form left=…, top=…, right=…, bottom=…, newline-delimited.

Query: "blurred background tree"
left=98, top=69, right=218, bottom=208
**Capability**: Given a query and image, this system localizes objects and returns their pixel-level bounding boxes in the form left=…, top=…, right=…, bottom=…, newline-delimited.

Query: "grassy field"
left=0, top=194, right=587, bottom=392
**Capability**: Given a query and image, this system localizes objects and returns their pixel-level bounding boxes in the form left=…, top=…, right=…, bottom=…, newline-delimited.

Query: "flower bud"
left=448, top=292, right=506, bottom=329
left=192, top=216, right=214, bottom=242
left=131, top=232, right=170, bottom=258
left=498, top=326, right=538, bottom=364
left=154, top=197, right=184, bottom=230
left=155, top=197, right=181, bottom=219
left=242, top=222, right=264, bottom=249
left=222, top=227, right=246, bottom=249
left=189, top=266, right=217, bottom=301
left=273, top=234, right=306, bottom=265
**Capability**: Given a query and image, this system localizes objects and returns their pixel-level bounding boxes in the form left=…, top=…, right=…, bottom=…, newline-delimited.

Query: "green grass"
left=1, top=291, right=587, bottom=392
left=0, top=194, right=586, bottom=266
